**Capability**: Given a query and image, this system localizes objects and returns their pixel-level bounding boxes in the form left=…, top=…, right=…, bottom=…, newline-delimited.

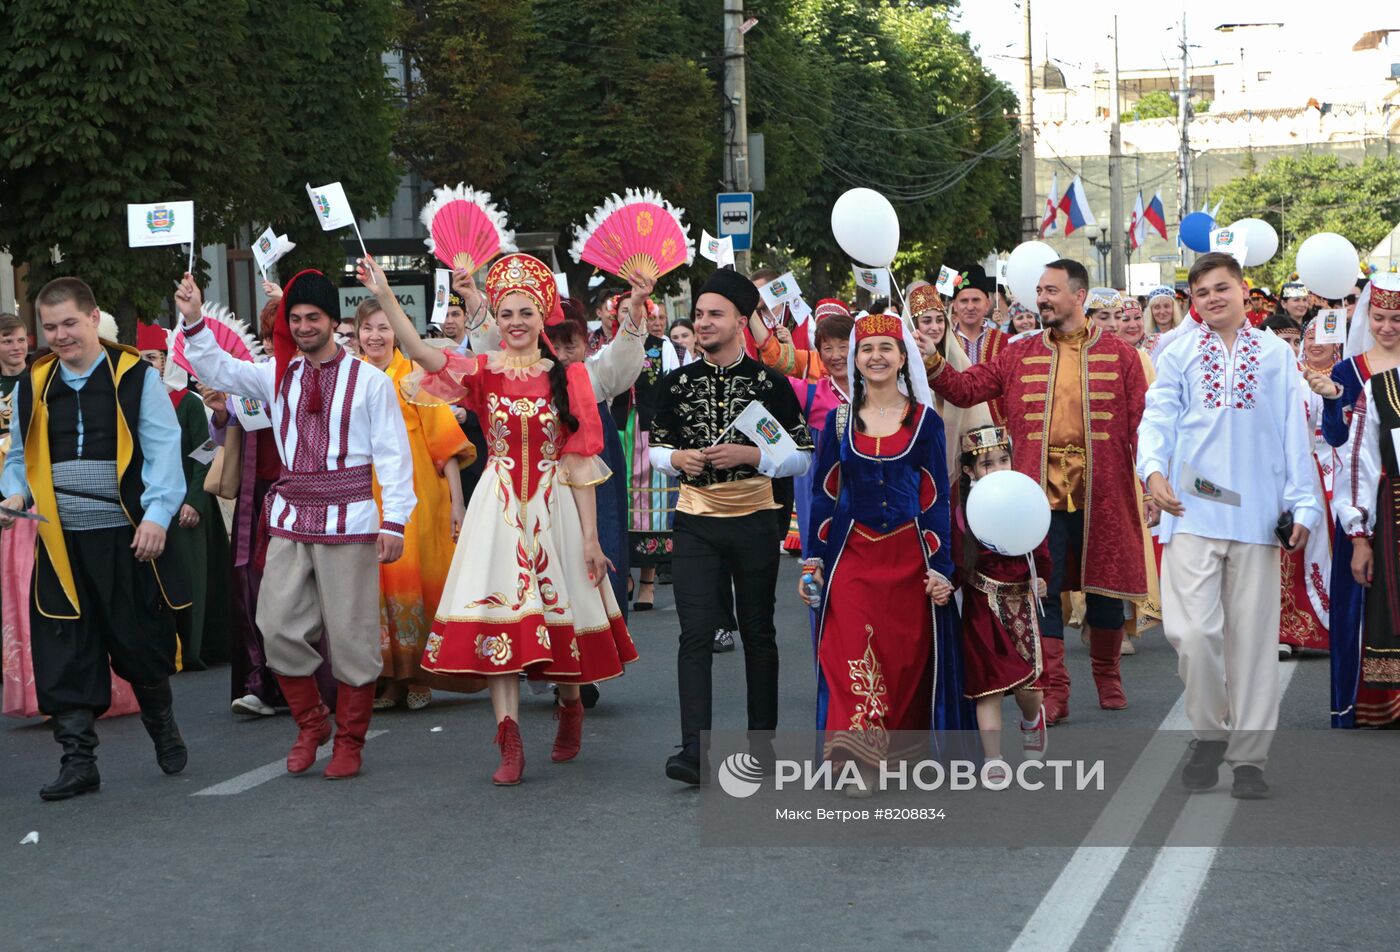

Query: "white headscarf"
left=1344, top=271, right=1400, bottom=358
left=845, top=311, right=935, bottom=409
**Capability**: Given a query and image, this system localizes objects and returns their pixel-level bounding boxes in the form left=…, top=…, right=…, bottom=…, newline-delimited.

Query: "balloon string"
left=1027, top=554, right=1045, bottom=617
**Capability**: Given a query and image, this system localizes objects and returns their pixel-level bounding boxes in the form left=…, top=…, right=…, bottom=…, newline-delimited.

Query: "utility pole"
left=723, top=4, right=752, bottom=273
left=1020, top=0, right=1038, bottom=240
left=1176, top=12, right=1192, bottom=230
left=1108, top=16, right=1126, bottom=287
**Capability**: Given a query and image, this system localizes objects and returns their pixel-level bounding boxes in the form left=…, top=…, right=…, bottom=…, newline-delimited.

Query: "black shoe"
left=749, top=733, right=778, bottom=776
left=134, top=680, right=188, bottom=775
left=40, top=709, right=101, bottom=802
left=656, top=568, right=673, bottom=585
left=40, top=761, right=102, bottom=801
left=1181, top=739, right=1228, bottom=791
left=712, top=629, right=736, bottom=653
left=1230, top=765, right=1270, bottom=800
left=580, top=684, right=600, bottom=709
left=665, top=744, right=702, bottom=785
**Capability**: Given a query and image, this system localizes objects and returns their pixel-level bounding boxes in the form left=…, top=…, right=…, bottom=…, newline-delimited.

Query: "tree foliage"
left=393, top=0, right=1019, bottom=299
left=1212, top=152, right=1400, bottom=290
left=0, top=0, right=401, bottom=336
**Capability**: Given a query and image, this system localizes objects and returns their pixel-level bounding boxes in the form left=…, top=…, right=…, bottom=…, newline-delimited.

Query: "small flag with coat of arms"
left=305, top=182, right=356, bottom=231
left=726, top=400, right=799, bottom=470
left=430, top=269, right=452, bottom=325
left=851, top=265, right=891, bottom=298
left=935, top=265, right=961, bottom=297
left=127, top=201, right=194, bottom=248
left=251, top=226, right=296, bottom=277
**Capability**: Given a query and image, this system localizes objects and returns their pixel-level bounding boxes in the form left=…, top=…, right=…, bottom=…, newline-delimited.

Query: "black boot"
left=40, top=709, right=101, bottom=802
left=134, top=680, right=188, bottom=775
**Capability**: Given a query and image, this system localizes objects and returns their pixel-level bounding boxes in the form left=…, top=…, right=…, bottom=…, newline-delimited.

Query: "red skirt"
left=960, top=571, right=1042, bottom=697
left=818, top=522, right=933, bottom=763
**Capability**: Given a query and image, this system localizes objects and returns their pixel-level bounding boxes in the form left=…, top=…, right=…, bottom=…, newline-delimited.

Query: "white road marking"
left=191, top=730, right=387, bottom=796
left=1106, top=662, right=1299, bottom=952
left=1006, top=693, right=1190, bottom=952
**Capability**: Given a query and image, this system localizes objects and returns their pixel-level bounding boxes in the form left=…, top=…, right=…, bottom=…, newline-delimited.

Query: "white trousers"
left=1160, top=533, right=1281, bottom=768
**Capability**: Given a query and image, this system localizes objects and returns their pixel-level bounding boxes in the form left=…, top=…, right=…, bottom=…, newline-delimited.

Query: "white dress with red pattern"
left=414, top=351, right=637, bottom=683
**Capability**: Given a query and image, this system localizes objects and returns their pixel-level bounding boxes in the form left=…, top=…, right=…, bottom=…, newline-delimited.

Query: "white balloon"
left=830, top=188, right=900, bottom=268
left=1004, top=240, right=1059, bottom=309
left=1229, top=217, right=1279, bottom=267
left=965, top=469, right=1051, bottom=558
left=1295, top=232, right=1360, bottom=300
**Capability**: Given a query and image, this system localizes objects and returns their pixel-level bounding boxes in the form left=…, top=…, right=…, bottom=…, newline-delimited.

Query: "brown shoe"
left=1088, top=627, right=1128, bottom=710
left=551, top=699, right=585, bottom=762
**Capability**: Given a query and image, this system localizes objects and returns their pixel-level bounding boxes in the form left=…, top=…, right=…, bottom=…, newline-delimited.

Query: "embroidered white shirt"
left=180, top=316, right=415, bottom=543
left=1137, top=321, right=1324, bottom=545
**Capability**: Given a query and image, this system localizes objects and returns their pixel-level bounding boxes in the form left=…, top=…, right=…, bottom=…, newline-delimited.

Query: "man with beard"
left=920, top=258, right=1148, bottom=724
left=174, top=269, right=414, bottom=781
left=648, top=268, right=814, bottom=784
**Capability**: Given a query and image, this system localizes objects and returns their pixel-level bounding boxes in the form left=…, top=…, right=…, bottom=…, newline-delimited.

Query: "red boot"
left=493, top=716, right=525, bottom=785
left=275, top=674, right=331, bottom=774
left=324, top=682, right=375, bottom=780
left=551, top=699, right=585, bottom=763
left=1041, top=637, right=1071, bottom=726
left=1088, top=627, right=1128, bottom=710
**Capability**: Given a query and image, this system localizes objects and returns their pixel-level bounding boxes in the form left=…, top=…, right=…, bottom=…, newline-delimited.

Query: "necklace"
left=868, top=397, right=907, bottom=417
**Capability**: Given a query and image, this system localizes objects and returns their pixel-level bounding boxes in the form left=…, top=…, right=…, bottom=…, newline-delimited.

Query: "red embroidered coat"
left=928, top=325, right=1148, bottom=598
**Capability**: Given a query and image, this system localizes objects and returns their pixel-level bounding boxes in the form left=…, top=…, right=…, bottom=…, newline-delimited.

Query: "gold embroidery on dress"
left=848, top=627, right=889, bottom=735
left=475, top=632, right=513, bottom=665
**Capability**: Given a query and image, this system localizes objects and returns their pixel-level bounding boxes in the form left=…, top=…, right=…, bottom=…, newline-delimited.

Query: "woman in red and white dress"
left=356, top=253, right=638, bottom=785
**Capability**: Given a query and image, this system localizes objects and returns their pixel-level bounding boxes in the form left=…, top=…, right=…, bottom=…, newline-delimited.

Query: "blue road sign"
left=716, top=192, right=755, bottom=252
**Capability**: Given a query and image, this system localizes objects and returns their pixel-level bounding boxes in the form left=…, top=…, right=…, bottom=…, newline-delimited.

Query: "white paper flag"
left=1314, top=307, right=1347, bottom=345
left=1180, top=462, right=1241, bottom=507
left=127, top=201, right=194, bottom=248
left=553, top=272, right=570, bottom=300
left=230, top=395, right=273, bottom=432
left=935, top=265, right=960, bottom=297
left=730, top=400, right=799, bottom=469
left=430, top=268, right=452, bottom=325
left=251, top=227, right=296, bottom=274
left=758, top=271, right=802, bottom=312
left=1209, top=227, right=1248, bottom=265
left=851, top=265, right=890, bottom=298
left=305, top=181, right=356, bottom=231
left=188, top=439, right=219, bottom=465
left=997, top=259, right=1009, bottom=286
left=788, top=296, right=813, bottom=326
left=700, top=231, right=736, bottom=268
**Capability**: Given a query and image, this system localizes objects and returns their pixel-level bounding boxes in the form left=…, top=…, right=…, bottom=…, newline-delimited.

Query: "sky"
left=952, top=0, right=1381, bottom=92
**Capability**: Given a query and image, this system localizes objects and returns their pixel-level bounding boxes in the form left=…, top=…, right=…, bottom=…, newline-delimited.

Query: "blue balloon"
left=1179, top=211, right=1215, bottom=253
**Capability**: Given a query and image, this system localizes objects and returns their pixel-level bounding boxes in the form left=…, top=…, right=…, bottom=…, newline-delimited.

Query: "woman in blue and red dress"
left=801, top=311, right=976, bottom=790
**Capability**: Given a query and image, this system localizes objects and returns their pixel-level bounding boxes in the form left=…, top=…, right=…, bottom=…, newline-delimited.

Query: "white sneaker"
left=1020, top=707, right=1048, bottom=761
left=231, top=694, right=276, bottom=717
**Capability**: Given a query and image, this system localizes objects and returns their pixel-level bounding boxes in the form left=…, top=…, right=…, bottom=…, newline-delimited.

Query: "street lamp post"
left=1084, top=224, right=1110, bottom=286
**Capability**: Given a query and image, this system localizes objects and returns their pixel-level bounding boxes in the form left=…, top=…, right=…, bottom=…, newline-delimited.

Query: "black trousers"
left=1037, top=509, right=1125, bottom=640
left=672, top=509, right=783, bottom=747
left=30, top=526, right=178, bottom=715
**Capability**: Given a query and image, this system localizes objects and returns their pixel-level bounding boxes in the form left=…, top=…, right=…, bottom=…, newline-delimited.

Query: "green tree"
left=1122, top=89, right=1178, bottom=122
left=0, top=0, right=401, bottom=337
left=396, top=0, right=535, bottom=190
left=1211, top=152, right=1400, bottom=290
left=744, top=0, right=1020, bottom=295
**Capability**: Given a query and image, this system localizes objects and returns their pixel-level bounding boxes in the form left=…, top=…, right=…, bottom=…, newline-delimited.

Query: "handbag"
left=202, top=425, right=245, bottom=500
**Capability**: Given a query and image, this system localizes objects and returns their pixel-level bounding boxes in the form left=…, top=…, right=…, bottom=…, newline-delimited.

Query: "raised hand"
left=174, top=273, right=204, bottom=324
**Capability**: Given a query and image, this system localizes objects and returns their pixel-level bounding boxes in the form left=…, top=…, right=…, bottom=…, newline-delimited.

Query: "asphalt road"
left=2, top=557, right=1395, bottom=951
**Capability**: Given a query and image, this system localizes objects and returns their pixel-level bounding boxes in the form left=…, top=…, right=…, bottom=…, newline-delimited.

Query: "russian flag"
left=1144, top=189, right=1168, bottom=240
left=1057, top=175, right=1096, bottom=235
left=1039, top=173, right=1060, bottom=237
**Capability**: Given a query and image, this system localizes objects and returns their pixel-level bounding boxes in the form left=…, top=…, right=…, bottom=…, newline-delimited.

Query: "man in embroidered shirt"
left=649, top=267, right=814, bottom=785
left=923, top=258, right=1148, bottom=725
left=175, top=270, right=415, bottom=781
left=1, top=277, right=189, bottom=801
left=949, top=264, right=1008, bottom=426
left=1140, top=252, right=1322, bottom=800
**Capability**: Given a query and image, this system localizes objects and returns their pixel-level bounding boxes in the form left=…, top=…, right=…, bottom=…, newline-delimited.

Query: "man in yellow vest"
left=0, top=277, right=190, bottom=801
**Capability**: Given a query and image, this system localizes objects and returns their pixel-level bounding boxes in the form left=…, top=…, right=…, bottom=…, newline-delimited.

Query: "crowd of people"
left=2, top=240, right=1396, bottom=803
